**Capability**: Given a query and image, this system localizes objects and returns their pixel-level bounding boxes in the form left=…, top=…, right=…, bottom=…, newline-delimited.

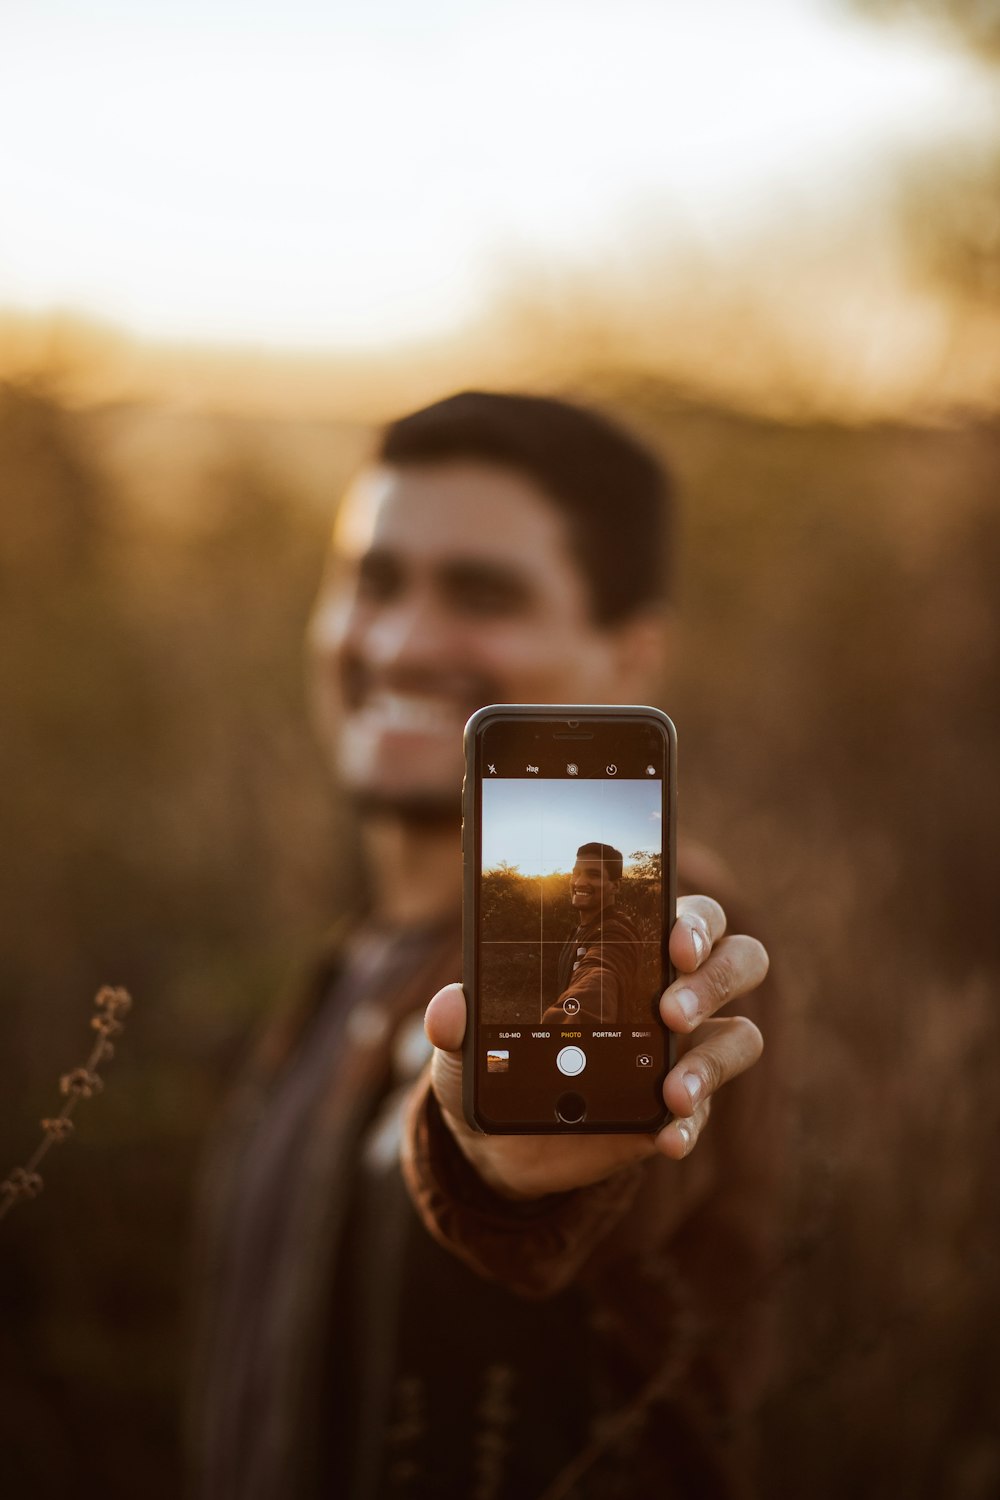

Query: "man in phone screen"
left=190, top=392, right=780, bottom=1500
left=543, top=842, right=641, bottom=1026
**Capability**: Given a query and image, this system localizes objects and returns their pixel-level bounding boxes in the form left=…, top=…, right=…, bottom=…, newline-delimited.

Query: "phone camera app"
left=478, top=772, right=664, bottom=1030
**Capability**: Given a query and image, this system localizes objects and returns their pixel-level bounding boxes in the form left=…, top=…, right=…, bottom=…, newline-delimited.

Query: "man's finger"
left=670, top=895, right=727, bottom=974
left=655, top=1095, right=713, bottom=1160
left=424, top=982, right=466, bottom=1053
left=660, top=933, right=769, bottom=1033
left=662, top=1015, right=763, bottom=1118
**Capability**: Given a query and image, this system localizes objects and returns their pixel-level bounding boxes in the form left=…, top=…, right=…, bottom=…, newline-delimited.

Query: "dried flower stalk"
left=0, top=985, right=132, bottom=1221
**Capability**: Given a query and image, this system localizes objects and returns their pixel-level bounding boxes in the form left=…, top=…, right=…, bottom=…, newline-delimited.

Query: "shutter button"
left=556, top=1045, right=586, bottom=1077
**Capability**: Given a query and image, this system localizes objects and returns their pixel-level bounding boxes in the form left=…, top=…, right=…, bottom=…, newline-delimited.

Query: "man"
left=542, top=842, right=643, bottom=1027
left=190, top=392, right=778, bottom=1500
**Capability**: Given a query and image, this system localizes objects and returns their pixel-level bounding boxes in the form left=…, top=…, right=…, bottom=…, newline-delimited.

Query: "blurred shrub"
left=849, top=0, right=1000, bottom=62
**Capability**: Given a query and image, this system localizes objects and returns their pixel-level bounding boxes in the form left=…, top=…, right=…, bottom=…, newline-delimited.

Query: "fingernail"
left=682, top=1072, right=701, bottom=1106
left=690, top=924, right=706, bottom=963
left=672, top=988, right=699, bottom=1027
left=675, top=1120, right=692, bottom=1153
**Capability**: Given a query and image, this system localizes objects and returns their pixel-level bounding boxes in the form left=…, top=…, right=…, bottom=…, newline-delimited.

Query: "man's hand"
left=423, top=895, right=767, bottom=1200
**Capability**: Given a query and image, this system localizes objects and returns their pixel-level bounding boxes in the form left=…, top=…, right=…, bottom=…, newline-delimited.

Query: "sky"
left=481, top=777, right=662, bottom=876
left=0, top=0, right=994, bottom=351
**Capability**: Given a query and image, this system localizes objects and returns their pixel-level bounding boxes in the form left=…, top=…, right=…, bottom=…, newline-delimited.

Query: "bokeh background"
left=1, top=1, right=998, bottom=1495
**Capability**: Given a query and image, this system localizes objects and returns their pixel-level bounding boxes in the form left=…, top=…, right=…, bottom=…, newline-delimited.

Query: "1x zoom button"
left=556, top=1045, right=586, bottom=1077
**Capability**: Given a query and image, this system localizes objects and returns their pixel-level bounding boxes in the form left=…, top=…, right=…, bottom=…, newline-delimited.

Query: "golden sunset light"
left=0, top=0, right=994, bottom=360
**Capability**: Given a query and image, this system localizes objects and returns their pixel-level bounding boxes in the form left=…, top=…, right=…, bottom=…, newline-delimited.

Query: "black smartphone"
left=462, top=704, right=676, bottom=1134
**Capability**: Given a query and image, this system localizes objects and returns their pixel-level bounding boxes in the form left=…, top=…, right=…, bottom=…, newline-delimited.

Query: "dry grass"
left=1, top=988, right=132, bottom=1221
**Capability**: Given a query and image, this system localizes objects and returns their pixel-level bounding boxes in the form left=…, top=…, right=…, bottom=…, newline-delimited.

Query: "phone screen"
left=465, top=708, right=674, bottom=1132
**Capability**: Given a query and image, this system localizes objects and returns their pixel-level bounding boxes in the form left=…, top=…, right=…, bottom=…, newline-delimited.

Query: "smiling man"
left=568, top=843, right=623, bottom=922
left=191, top=392, right=780, bottom=1500
left=540, top=842, right=642, bottom=1027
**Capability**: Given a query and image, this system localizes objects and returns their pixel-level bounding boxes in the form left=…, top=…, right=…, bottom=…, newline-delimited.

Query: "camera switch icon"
left=635, top=1053, right=653, bottom=1068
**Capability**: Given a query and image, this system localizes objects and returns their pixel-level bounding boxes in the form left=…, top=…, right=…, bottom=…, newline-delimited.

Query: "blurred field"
left=0, top=363, right=998, bottom=1497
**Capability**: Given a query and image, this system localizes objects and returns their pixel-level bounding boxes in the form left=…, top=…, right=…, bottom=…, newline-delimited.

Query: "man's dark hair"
left=576, top=842, right=624, bottom=884
left=378, top=390, right=672, bottom=625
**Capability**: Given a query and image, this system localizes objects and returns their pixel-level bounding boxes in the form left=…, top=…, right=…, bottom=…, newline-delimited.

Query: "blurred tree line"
left=851, top=0, right=1000, bottom=60
left=481, top=861, right=661, bottom=944
left=850, top=0, right=1000, bottom=316
left=0, top=372, right=998, bottom=1496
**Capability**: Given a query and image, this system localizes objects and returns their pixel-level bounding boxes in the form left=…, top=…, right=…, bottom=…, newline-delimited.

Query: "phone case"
left=462, top=703, right=677, bottom=1134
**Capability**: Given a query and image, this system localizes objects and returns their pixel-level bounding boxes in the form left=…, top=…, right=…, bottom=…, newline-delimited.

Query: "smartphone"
left=462, top=704, right=676, bottom=1134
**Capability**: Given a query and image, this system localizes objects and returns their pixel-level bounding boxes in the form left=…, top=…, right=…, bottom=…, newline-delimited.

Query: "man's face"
left=570, top=858, right=619, bottom=917
left=306, top=459, right=639, bottom=813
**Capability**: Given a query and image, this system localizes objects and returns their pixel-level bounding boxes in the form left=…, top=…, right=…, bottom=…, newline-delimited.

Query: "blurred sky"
left=482, top=778, right=662, bottom=876
left=0, top=0, right=995, bottom=351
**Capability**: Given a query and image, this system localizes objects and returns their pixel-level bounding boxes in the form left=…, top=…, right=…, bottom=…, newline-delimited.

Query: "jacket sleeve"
left=400, top=1073, right=649, bottom=1299
left=402, top=852, right=785, bottom=1322
left=540, top=934, right=638, bottom=1025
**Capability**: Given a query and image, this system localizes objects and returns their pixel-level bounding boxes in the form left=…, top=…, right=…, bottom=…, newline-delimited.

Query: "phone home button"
left=555, top=1091, right=587, bottom=1125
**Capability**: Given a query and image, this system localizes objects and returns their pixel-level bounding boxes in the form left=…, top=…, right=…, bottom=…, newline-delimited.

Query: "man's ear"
left=607, top=606, right=675, bottom=700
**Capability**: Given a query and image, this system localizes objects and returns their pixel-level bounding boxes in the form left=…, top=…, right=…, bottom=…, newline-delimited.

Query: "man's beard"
left=351, top=788, right=463, bottom=827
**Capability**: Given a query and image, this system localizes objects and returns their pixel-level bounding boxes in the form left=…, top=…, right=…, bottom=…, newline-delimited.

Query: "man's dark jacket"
left=188, top=843, right=784, bottom=1500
